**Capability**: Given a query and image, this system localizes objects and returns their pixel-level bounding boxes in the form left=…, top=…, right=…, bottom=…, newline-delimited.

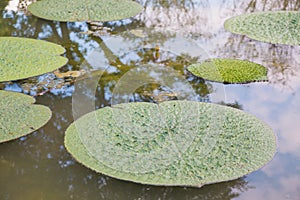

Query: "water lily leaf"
left=0, top=90, right=52, bottom=143
left=224, top=11, right=300, bottom=45
left=0, top=37, right=68, bottom=82
left=187, top=59, right=268, bottom=83
left=64, top=100, right=276, bottom=187
left=28, top=0, right=143, bottom=22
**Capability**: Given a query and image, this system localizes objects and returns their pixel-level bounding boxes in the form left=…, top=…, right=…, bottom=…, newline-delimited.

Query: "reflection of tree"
left=74, top=29, right=214, bottom=104
left=110, top=0, right=300, bottom=93
left=190, top=0, right=300, bottom=91
left=0, top=0, right=11, bottom=12
left=244, top=0, right=300, bottom=12
left=1, top=0, right=231, bottom=100
left=219, top=101, right=243, bottom=110
left=0, top=1, right=276, bottom=199
left=265, top=46, right=299, bottom=90
left=5, top=0, right=298, bottom=99
left=133, top=0, right=215, bottom=37
left=138, top=0, right=204, bottom=8
left=93, top=44, right=211, bottom=104
left=218, top=34, right=300, bottom=90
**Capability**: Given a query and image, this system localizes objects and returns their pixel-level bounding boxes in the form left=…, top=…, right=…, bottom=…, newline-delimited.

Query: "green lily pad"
left=0, top=90, right=52, bottom=143
left=65, top=100, right=276, bottom=187
left=0, top=37, right=68, bottom=82
left=187, top=59, right=268, bottom=83
left=28, top=0, right=143, bottom=22
left=224, top=11, right=300, bottom=45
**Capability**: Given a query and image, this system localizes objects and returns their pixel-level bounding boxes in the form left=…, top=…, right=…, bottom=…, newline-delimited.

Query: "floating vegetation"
left=65, top=100, right=276, bottom=187
left=28, top=0, right=143, bottom=22
left=187, top=59, right=268, bottom=83
left=0, top=37, right=68, bottom=82
left=0, top=90, right=51, bottom=143
left=224, top=11, right=300, bottom=45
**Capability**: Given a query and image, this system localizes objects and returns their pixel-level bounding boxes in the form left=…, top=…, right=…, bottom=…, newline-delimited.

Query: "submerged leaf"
left=28, top=0, right=143, bottom=22
left=65, top=100, right=276, bottom=187
left=224, top=11, right=300, bottom=45
left=0, top=90, right=52, bottom=143
left=0, top=37, right=68, bottom=82
left=187, top=59, right=268, bottom=83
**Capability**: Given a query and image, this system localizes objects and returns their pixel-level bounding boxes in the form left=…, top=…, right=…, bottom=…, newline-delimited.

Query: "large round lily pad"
left=65, top=100, right=276, bottom=187
left=0, top=90, right=52, bottom=143
left=187, top=59, right=268, bottom=83
left=28, top=0, right=143, bottom=22
left=224, top=11, right=300, bottom=45
left=0, top=37, right=68, bottom=82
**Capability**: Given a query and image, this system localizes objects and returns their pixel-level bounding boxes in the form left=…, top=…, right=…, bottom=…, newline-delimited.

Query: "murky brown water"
left=1, top=0, right=300, bottom=199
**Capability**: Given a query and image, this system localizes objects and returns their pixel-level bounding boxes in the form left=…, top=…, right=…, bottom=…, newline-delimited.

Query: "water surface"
left=0, top=0, right=300, bottom=199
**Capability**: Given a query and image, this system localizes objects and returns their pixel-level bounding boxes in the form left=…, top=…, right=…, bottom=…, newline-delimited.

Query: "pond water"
left=1, top=0, right=300, bottom=199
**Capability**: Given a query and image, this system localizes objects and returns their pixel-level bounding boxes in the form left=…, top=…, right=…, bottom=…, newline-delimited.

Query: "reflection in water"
left=1, top=0, right=300, bottom=199
left=223, top=82, right=300, bottom=199
left=218, top=36, right=300, bottom=91
left=242, top=0, right=300, bottom=11
left=136, top=0, right=300, bottom=91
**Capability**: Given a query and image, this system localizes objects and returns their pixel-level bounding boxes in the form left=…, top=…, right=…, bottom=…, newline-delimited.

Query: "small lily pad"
left=224, top=11, right=300, bottom=45
left=187, top=59, right=268, bottom=83
left=65, top=100, right=276, bottom=187
left=28, top=0, right=143, bottom=22
left=0, top=37, right=68, bottom=82
left=0, top=90, right=52, bottom=143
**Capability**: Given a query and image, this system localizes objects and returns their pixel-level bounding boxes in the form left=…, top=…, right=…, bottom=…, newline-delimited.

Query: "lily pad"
left=224, top=11, right=300, bottom=45
left=65, top=100, right=276, bottom=187
left=28, top=0, right=143, bottom=22
left=187, top=59, right=268, bottom=83
left=0, top=37, right=68, bottom=82
left=0, top=90, right=52, bottom=143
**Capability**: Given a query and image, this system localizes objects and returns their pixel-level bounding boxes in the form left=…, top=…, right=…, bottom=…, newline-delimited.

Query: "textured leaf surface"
left=0, top=37, right=68, bottom=82
left=28, top=0, right=143, bottom=22
left=0, top=90, right=52, bottom=143
left=65, top=101, right=276, bottom=187
left=224, top=11, right=300, bottom=45
left=187, top=59, right=268, bottom=83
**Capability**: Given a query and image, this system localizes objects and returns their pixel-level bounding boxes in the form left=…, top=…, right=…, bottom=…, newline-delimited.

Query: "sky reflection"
left=0, top=0, right=300, bottom=199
